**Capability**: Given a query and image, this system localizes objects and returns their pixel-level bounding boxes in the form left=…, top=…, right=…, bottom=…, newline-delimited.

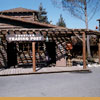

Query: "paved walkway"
left=0, top=67, right=99, bottom=97
left=0, top=66, right=90, bottom=76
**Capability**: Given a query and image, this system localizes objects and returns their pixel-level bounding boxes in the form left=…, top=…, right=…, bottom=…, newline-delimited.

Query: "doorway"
left=45, top=42, right=56, bottom=65
left=7, top=42, right=17, bottom=68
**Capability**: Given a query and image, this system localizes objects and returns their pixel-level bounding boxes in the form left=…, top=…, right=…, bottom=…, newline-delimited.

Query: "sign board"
left=6, top=34, right=44, bottom=42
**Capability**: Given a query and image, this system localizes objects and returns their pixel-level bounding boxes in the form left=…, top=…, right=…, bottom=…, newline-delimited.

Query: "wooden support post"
left=32, top=42, right=36, bottom=72
left=99, top=21, right=100, bottom=31
left=98, top=38, right=100, bottom=64
left=82, top=33, right=87, bottom=69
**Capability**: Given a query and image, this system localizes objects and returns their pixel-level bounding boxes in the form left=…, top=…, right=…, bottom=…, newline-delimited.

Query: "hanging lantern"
left=96, top=26, right=98, bottom=29
left=66, top=43, right=73, bottom=50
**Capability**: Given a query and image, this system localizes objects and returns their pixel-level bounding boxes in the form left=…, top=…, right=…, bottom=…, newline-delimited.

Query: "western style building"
left=0, top=7, right=100, bottom=72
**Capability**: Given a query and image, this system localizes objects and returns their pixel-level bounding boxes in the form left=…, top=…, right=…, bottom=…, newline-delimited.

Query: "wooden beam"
left=74, top=32, right=83, bottom=42
left=98, top=43, right=100, bottom=64
left=98, top=38, right=100, bottom=64
left=99, top=21, right=100, bottom=31
left=82, top=33, right=87, bottom=69
left=32, top=42, right=36, bottom=72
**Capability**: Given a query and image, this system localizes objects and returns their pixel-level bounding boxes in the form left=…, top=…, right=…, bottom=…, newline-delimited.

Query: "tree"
left=38, top=3, right=49, bottom=24
left=56, top=14, right=66, bottom=27
left=52, top=0, right=100, bottom=59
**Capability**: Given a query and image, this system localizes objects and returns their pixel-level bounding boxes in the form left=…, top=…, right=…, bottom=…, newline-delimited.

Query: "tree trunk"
left=84, top=0, right=91, bottom=59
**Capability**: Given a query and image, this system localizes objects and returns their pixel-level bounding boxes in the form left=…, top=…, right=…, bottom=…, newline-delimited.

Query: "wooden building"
left=0, top=8, right=100, bottom=72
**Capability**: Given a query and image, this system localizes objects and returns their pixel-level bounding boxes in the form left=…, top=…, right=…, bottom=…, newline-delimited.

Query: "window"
left=19, top=43, right=32, bottom=52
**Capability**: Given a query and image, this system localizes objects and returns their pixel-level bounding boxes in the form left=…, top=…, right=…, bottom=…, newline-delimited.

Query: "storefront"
left=0, top=28, right=100, bottom=72
left=0, top=8, right=100, bottom=72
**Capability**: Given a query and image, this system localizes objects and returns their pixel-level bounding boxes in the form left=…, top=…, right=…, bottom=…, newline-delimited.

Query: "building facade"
left=0, top=8, right=99, bottom=70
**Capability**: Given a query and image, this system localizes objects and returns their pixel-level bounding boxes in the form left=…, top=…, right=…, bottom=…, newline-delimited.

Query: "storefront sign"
left=6, top=34, right=44, bottom=42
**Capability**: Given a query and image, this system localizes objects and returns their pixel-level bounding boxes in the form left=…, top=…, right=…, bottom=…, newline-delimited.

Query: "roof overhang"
left=0, top=7, right=39, bottom=14
left=0, top=28, right=100, bottom=36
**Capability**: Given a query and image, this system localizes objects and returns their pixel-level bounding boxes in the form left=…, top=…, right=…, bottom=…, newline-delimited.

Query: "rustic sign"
left=6, top=34, right=44, bottom=42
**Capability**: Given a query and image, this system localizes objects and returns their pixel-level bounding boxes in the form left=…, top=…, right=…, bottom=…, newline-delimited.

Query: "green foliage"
left=38, top=3, right=49, bottom=24
left=56, top=14, right=66, bottom=27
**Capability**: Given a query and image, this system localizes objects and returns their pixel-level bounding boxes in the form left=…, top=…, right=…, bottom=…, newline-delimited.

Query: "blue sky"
left=0, top=0, right=100, bottom=30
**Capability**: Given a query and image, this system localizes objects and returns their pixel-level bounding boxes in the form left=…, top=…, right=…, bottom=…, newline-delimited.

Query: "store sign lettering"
left=6, top=34, right=44, bottom=42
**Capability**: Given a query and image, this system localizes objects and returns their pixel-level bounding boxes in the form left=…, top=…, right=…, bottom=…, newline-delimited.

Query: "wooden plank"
left=98, top=37, right=100, bottom=64
left=98, top=43, right=100, bottom=64
left=74, top=32, right=83, bottom=42
left=99, top=20, right=100, bottom=31
left=82, top=33, right=87, bottom=69
left=32, top=42, right=36, bottom=72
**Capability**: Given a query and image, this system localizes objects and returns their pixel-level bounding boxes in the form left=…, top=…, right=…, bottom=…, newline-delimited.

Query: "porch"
left=0, top=28, right=100, bottom=74
left=0, top=66, right=90, bottom=76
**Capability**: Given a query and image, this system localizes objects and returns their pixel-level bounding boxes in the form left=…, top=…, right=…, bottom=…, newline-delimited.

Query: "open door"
left=7, top=42, right=17, bottom=68
left=45, top=42, right=56, bottom=65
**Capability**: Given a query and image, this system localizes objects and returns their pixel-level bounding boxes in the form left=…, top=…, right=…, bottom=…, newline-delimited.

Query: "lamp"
left=46, top=36, right=49, bottom=42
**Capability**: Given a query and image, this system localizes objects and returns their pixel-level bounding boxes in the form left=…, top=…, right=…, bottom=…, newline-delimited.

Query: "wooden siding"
left=0, top=29, right=100, bottom=68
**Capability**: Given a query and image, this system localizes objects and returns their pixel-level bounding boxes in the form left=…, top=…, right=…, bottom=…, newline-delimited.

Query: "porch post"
left=32, top=42, right=36, bottom=72
left=82, top=32, right=87, bottom=69
left=98, top=21, right=100, bottom=64
left=99, top=21, right=100, bottom=31
left=98, top=37, right=100, bottom=64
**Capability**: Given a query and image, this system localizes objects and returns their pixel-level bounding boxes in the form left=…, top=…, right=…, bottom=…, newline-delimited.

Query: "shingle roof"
left=0, top=15, right=60, bottom=28
left=0, top=7, right=39, bottom=13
